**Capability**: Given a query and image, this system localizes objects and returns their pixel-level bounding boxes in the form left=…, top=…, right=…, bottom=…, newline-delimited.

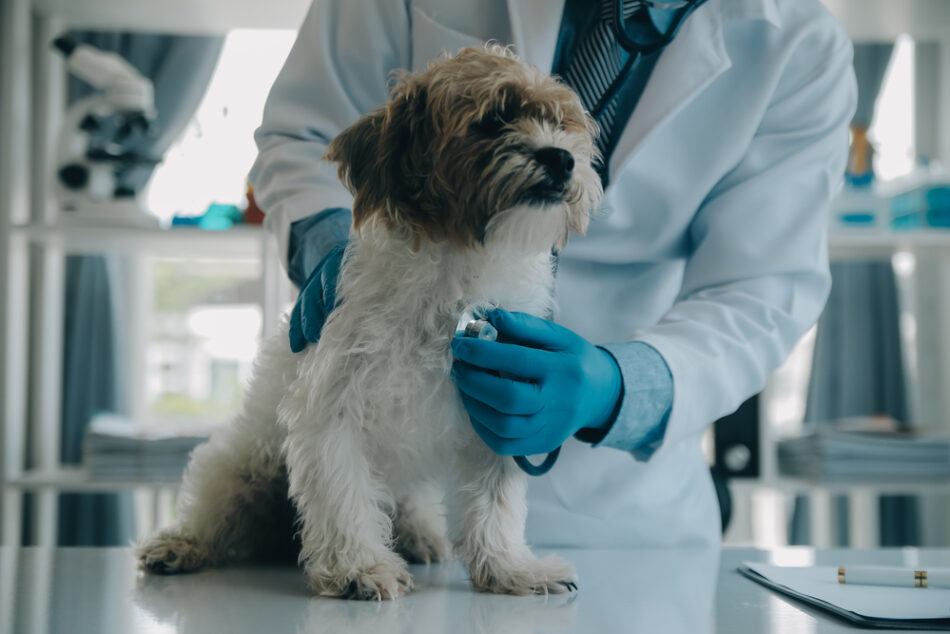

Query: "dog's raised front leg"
left=282, top=391, right=412, bottom=600
left=451, top=440, right=578, bottom=595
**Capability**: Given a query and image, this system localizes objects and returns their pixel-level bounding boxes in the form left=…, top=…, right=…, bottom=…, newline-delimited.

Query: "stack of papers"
left=83, top=414, right=212, bottom=481
left=777, top=417, right=950, bottom=480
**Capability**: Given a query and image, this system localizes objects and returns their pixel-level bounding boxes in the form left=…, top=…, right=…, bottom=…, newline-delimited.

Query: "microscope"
left=53, top=36, right=161, bottom=227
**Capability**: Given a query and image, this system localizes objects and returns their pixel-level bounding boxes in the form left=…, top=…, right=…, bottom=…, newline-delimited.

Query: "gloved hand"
left=288, top=242, right=346, bottom=353
left=450, top=309, right=623, bottom=456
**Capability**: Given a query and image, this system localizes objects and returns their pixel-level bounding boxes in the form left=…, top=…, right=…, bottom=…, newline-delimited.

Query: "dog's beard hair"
left=483, top=205, right=567, bottom=254
left=460, top=120, right=600, bottom=250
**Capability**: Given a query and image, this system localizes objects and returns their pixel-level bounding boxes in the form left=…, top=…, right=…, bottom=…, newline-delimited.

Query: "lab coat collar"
left=505, top=0, right=565, bottom=72
left=720, top=0, right=781, bottom=27
left=506, top=0, right=781, bottom=183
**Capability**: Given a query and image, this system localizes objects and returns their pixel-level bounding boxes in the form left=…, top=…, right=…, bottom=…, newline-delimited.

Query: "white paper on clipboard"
left=738, top=562, right=950, bottom=629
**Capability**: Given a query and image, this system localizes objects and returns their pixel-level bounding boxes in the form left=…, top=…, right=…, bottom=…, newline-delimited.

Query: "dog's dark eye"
left=473, top=109, right=507, bottom=135
left=473, top=99, right=520, bottom=136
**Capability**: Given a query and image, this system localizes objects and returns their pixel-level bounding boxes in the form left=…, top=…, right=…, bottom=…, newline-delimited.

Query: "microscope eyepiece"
left=52, top=36, right=77, bottom=57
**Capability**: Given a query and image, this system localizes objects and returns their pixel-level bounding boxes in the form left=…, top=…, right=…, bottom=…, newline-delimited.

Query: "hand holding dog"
left=289, top=242, right=346, bottom=353
left=451, top=309, right=623, bottom=456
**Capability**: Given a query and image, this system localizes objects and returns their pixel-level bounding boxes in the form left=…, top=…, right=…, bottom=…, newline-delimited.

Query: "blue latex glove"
left=288, top=242, right=346, bottom=353
left=450, top=309, right=624, bottom=456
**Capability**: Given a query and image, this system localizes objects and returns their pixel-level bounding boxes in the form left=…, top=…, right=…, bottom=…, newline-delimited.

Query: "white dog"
left=138, top=46, right=602, bottom=600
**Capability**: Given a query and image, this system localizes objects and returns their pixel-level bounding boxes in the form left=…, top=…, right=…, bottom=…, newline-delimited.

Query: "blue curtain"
left=57, top=256, right=134, bottom=545
left=851, top=44, right=895, bottom=129
left=805, top=261, right=907, bottom=422
left=47, top=32, right=223, bottom=546
left=790, top=42, right=920, bottom=547
left=791, top=260, right=918, bottom=547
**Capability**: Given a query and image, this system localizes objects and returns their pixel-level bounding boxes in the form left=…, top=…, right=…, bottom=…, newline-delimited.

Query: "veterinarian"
left=249, top=0, right=856, bottom=548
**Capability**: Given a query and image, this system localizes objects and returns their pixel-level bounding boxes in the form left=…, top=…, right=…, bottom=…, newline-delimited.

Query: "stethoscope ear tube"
left=612, top=0, right=709, bottom=55
left=514, top=447, right=561, bottom=476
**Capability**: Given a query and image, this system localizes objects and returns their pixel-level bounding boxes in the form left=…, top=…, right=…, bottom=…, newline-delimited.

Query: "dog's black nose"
left=534, top=147, right=574, bottom=183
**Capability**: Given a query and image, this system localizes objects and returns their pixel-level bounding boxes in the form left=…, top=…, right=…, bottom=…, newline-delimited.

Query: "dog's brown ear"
left=326, top=82, right=431, bottom=238
left=325, top=107, right=388, bottom=230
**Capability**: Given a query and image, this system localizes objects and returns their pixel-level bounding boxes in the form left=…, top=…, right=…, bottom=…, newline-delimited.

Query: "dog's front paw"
left=137, top=528, right=208, bottom=575
left=470, top=554, right=578, bottom=596
left=309, top=559, right=414, bottom=600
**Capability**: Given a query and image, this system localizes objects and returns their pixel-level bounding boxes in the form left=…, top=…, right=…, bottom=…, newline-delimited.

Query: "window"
left=145, top=29, right=296, bottom=222
left=146, top=257, right=262, bottom=426
left=870, top=34, right=915, bottom=182
left=138, top=30, right=296, bottom=426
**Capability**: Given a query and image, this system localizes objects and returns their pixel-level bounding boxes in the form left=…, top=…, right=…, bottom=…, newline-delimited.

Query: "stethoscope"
left=612, top=0, right=707, bottom=54
left=516, top=0, right=708, bottom=478
left=588, top=0, right=709, bottom=118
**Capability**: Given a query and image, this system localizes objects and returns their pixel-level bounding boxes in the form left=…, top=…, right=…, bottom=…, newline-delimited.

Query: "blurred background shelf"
left=18, top=216, right=949, bottom=259
left=730, top=476, right=950, bottom=549
left=6, top=468, right=181, bottom=492
left=11, top=223, right=267, bottom=256
left=31, top=0, right=311, bottom=33
left=733, top=476, right=950, bottom=497
left=829, top=228, right=950, bottom=258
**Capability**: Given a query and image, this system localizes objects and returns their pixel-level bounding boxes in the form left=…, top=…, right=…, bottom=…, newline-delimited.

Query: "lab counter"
left=3, top=545, right=949, bottom=633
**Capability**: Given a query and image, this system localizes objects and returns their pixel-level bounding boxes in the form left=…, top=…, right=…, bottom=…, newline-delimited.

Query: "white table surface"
left=3, top=546, right=950, bottom=633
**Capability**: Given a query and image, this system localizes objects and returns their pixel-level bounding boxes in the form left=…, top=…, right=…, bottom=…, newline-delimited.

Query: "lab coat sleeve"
left=626, top=18, right=857, bottom=454
left=593, top=341, right=673, bottom=460
left=248, top=0, right=412, bottom=271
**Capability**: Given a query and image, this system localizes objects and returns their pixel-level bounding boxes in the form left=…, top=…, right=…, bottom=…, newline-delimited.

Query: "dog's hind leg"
left=450, top=439, right=578, bottom=595
left=137, top=431, right=294, bottom=574
left=138, top=331, right=298, bottom=574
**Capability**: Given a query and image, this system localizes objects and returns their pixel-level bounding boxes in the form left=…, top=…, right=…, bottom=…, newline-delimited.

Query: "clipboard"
left=738, top=562, right=950, bottom=630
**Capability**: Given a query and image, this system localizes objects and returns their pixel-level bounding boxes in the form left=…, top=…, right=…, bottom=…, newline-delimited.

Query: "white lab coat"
left=249, top=0, right=856, bottom=548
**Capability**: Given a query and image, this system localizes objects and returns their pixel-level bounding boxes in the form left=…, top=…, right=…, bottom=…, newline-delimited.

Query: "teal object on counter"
left=170, top=203, right=243, bottom=230
left=838, top=212, right=876, bottom=225
left=833, top=186, right=886, bottom=227
left=198, top=203, right=243, bottom=230
left=845, top=171, right=874, bottom=188
left=891, top=185, right=950, bottom=229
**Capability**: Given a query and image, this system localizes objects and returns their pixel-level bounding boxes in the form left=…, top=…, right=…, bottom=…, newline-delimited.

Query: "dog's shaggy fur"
left=138, top=46, right=602, bottom=600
